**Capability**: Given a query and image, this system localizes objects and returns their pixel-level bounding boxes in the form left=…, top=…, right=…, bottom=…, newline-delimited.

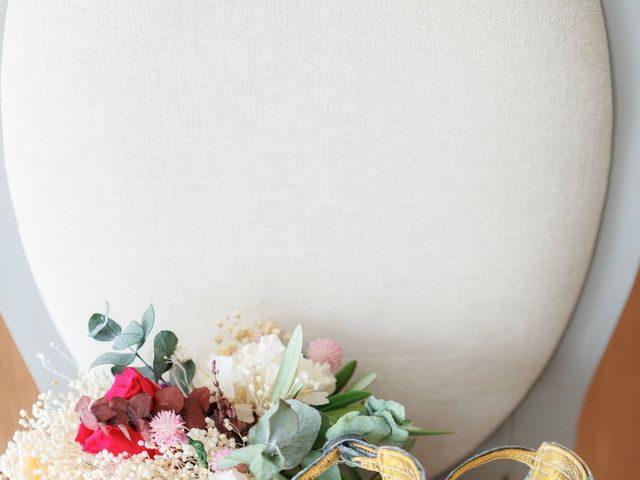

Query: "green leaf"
left=170, top=359, right=196, bottom=395
left=112, top=321, right=145, bottom=350
left=262, top=401, right=301, bottom=467
left=325, top=397, right=414, bottom=445
left=348, top=373, right=377, bottom=392
left=135, top=366, right=155, bottom=380
left=326, top=413, right=391, bottom=444
left=312, top=413, right=333, bottom=450
left=112, top=365, right=154, bottom=380
left=341, top=466, right=363, bottom=480
left=246, top=399, right=321, bottom=475
left=153, top=330, right=178, bottom=380
left=140, top=304, right=155, bottom=340
left=324, top=404, right=366, bottom=423
left=289, top=379, right=304, bottom=399
left=91, top=351, right=136, bottom=369
left=404, top=426, right=452, bottom=436
left=272, top=400, right=321, bottom=469
left=88, top=313, right=121, bottom=341
left=250, top=454, right=283, bottom=480
left=333, top=360, right=357, bottom=394
left=188, top=437, right=208, bottom=468
left=218, top=444, right=266, bottom=470
left=270, top=324, right=303, bottom=403
left=319, top=391, right=371, bottom=412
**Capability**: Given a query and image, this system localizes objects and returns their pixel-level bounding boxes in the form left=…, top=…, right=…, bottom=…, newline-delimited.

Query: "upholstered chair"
left=3, top=2, right=636, bottom=477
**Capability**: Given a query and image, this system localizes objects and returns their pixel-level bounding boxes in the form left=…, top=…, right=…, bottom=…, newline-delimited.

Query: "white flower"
left=194, top=335, right=336, bottom=423
left=295, top=358, right=336, bottom=405
left=209, top=468, right=250, bottom=480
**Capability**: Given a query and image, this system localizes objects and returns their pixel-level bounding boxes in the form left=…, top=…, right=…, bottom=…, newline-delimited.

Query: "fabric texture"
left=1, top=1, right=612, bottom=475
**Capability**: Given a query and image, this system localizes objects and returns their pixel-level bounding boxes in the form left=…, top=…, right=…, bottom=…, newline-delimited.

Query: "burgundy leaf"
left=80, top=409, right=99, bottom=430
left=110, top=409, right=129, bottom=426
left=190, top=387, right=211, bottom=411
left=153, top=386, right=185, bottom=414
left=109, top=396, right=127, bottom=413
left=133, top=418, right=152, bottom=441
left=75, top=395, right=91, bottom=413
left=128, top=393, right=152, bottom=419
left=92, top=396, right=109, bottom=406
left=91, top=404, right=116, bottom=423
left=182, top=395, right=207, bottom=429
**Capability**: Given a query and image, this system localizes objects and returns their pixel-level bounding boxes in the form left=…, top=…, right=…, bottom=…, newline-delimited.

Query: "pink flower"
left=307, top=338, right=343, bottom=372
left=210, top=447, right=247, bottom=473
left=149, top=410, right=187, bottom=448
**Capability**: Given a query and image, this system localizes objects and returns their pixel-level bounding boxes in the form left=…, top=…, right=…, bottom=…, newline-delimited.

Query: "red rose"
left=75, top=423, right=154, bottom=456
left=75, top=368, right=160, bottom=456
left=104, top=368, right=159, bottom=400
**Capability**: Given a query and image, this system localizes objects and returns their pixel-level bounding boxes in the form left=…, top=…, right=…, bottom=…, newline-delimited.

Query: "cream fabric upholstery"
left=1, top=1, right=611, bottom=474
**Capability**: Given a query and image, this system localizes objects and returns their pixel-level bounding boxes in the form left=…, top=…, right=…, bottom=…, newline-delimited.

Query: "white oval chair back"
left=1, top=1, right=612, bottom=475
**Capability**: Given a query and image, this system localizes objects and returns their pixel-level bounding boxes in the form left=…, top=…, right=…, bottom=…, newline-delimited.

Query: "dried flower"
left=149, top=411, right=187, bottom=448
left=307, top=338, right=343, bottom=372
left=194, top=335, right=336, bottom=423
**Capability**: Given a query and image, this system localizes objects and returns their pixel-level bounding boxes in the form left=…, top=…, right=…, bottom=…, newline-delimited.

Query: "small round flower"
left=307, top=338, right=344, bottom=372
left=149, top=410, right=187, bottom=448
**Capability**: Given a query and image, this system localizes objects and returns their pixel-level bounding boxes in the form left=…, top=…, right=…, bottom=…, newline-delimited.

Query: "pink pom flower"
left=210, top=447, right=247, bottom=472
left=149, top=410, right=187, bottom=448
left=307, top=338, right=343, bottom=372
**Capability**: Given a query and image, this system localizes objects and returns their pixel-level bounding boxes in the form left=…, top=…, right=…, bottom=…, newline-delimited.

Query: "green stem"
left=105, top=322, right=154, bottom=372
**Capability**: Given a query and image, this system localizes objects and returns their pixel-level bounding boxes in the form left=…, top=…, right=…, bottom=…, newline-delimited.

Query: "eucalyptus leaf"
left=325, top=397, right=411, bottom=445
left=135, top=366, right=156, bottom=380
left=170, top=359, right=196, bottom=395
left=312, top=413, right=333, bottom=450
left=270, top=324, right=303, bottom=402
left=333, top=360, right=357, bottom=394
left=319, top=391, right=371, bottom=412
left=348, top=373, right=377, bottom=392
left=218, top=444, right=266, bottom=470
left=91, top=351, right=136, bottom=369
left=241, top=399, right=321, bottom=478
left=266, top=400, right=300, bottom=461
left=140, top=304, right=155, bottom=339
left=188, top=437, right=208, bottom=468
left=88, top=313, right=121, bottom=341
left=153, top=330, right=178, bottom=380
left=113, top=321, right=145, bottom=350
left=250, top=453, right=283, bottom=480
left=326, top=412, right=392, bottom=444
left=275, top=400, right=321, bottom=468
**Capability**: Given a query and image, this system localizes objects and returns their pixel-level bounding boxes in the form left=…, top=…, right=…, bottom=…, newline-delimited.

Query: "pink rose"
left=75, top=423, right=154, bottom=456
left=75, top=368, right=160, bottom=456
left=103, top=368, right=159, bottom=400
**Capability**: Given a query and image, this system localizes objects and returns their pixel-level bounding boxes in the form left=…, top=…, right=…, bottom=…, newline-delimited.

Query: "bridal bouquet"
left=1, top=305, right=441, bottom=480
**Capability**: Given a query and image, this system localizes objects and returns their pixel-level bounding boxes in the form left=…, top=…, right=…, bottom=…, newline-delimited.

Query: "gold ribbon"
left=294, top=437, right=593, bottom=480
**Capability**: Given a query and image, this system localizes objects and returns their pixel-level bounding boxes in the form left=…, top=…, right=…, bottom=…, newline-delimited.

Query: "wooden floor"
left=576, top=268, right=640, bottom=479
left=0, top=314, right=39, bottom=451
